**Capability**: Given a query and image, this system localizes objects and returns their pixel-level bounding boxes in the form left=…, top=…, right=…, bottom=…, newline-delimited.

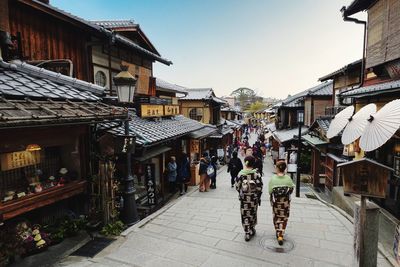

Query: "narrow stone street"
left=58, top=137, right=391, bottom=266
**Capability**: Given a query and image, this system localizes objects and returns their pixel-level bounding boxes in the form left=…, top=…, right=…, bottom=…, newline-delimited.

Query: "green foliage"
left=100, top=221, right=125, bottom=236
left=44, top=216, right=87, bottom=243
left=230, top=87, right=263, bottom=111
left=247, top=101, right=267, bottom=113
left=299, top=149, right=312, bottom=174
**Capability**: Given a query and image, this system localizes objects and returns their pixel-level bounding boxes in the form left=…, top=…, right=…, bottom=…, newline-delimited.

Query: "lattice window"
left=189, top=108, right=203, bottom=121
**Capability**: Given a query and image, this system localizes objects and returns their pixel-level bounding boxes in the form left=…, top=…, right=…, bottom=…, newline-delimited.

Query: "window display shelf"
left=0, top=180, right=87, bottom=221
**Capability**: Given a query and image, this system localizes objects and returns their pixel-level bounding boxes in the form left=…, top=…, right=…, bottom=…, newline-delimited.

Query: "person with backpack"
left=235, top=156, right=263, bottom=241
left=227, top=151, right=243, bottom=188
left=209, top=156, right=218, bottom=189
left=268, top=161, right=295, bottom=245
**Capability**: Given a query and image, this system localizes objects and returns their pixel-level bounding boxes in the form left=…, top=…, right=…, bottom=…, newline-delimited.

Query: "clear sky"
left=52, top=0, right=365, bottom=100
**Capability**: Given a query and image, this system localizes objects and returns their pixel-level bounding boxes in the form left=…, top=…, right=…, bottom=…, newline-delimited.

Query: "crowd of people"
left=165, top=125, right=295, bottom=246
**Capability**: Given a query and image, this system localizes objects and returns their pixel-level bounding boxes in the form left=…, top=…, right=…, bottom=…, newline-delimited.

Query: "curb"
left=307, top=185, right=397, bottom=267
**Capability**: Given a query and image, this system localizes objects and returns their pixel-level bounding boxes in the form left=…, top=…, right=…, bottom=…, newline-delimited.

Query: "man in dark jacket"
left=210, top=156, right=218, bottom=189
left=227, top=151, right=243, bottom=187
left=177, top=153, right=191, bottom=195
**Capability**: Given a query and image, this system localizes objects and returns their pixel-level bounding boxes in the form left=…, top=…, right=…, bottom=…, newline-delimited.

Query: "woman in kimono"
left=235, top=156, right=263, bottom=241
left=268, top=161, right=295, bottom=245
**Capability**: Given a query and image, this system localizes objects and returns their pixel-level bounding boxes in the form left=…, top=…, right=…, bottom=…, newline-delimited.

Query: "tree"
left=247, top=101, right=267, bottom=113
left=230, top=87, right=263, bottom=110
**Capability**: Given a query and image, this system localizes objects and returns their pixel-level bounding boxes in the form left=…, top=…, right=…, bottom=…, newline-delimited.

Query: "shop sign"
left=0, top=151, right=41, bottom=171
left=145, top=164, right=156, bottom=206
left=164, top=105, right=180, bottom=116
left=141, top=104, right=164, bottom=118
left=385, top=59, right=400, bottom=79
left=190, top=140, right=200, bottom=153
left=338, top=159, right=391, bottom=198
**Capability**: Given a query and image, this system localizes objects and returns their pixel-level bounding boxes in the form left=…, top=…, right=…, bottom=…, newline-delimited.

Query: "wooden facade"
left=366, top=0, right=400, bottom=69
left=8, top=0, right=93, bottom=81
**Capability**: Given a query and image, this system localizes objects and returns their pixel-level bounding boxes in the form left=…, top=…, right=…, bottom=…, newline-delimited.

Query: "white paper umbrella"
left=360, top=99, right=400, bottom=152
left=341, top=103, right=377, bottom=145
left=327, top=105, right=355, bottom=139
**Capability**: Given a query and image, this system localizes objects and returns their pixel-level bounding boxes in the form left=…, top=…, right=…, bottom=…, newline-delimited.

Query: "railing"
left=325, top=106, right=346, bottom=117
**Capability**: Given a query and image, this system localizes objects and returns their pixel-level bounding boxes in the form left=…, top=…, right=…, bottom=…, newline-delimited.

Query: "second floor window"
left=189, top=108, right=203, bottom=121
left=95, top=71, right=107, bottom=87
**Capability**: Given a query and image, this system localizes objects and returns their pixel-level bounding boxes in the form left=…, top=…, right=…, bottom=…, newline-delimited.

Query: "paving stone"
left=320, top=239, right=353, bottom=253
left=164, top=243, right=213, bottom=266
left=324, top=232, right=353, bottom=244
left=121, top=233, right=178, bottom=257
left=177, top=231, right=220, bottom=247
left=206, top=222, right=236, bottom=231
left=167, top=221, right=206, bottom=233
left=202, top=228, right=238, bottom=241
left=106, top=247, right=155, bottom=266
left=200, top=253, right=272, bottom=267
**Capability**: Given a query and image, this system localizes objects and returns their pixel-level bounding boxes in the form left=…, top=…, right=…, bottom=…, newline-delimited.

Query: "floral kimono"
left=235, top=169, right=263, bottom=240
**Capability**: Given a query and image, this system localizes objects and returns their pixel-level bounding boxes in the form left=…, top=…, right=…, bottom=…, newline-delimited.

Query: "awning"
left=134, top=146, right=171, bottom=162
left=189, top=125, right=217, bottom=139
left=272, top=127, right=308, bottom=143
left=302, top=134, right=329, bottom=147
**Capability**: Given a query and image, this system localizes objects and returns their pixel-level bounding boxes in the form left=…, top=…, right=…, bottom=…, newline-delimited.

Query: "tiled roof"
left=340, top=79, right=400, bottom=98
left=101, top=114, right=204, bottom=146
left=315, top=118, right=331, bottom=133
left=0, top=60, right=101, bottom=100
left=156, top=78, right=188, bottom=95
left=281, top=81, right=333, bottom=108
left=188, top=125, right=217, bottom=139
left=182, top=88, right=214, bottom=100
left=307, top=81, right=333, bottom=96
left=343, top=0, right=377, bottom=16
left=319, top=59, right=362, bottom=81
left=27, top=1, right=171, bottom=65
left=272, top=127, right=308, bottom=143
left=0, top=98, right=125, bottom=128
left=91, top=20, right=138, bottom=29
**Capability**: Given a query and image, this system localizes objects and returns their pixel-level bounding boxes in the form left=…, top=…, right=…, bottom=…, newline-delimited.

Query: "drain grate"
left=259, top=235, right=295, bottom=253
left=71, top=237, right=115, bottom=258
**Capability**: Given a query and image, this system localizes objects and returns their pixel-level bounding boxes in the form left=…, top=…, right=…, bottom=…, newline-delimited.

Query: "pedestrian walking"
left=167, top=156, right=178, bottom=193
left=227, top=151, right=243, bottom=187
left=209, top=156, right=218, bottom=189
left=177, top=153, right=191, bottom=195
left=235, top=156, right=263, bottom=241
left=198, top=153, right=210, bottom=192
left=268, top=161, right=295, bottom=245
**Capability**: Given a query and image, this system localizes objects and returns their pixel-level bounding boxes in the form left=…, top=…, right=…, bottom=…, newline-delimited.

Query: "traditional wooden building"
left=0, top=59, right=125, bottom=231
left=336, top=0, right=400, bottom=216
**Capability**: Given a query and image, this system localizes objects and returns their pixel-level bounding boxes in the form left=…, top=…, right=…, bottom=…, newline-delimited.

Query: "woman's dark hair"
left=232, top=151, right=238, bottom=158
left=276, top=161, right=287, bottom=173
left=244, top=156, right=255, bottom=168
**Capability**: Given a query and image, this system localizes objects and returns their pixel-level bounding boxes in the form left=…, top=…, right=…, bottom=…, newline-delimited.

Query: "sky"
left=53, top=0, right=366, bottom=100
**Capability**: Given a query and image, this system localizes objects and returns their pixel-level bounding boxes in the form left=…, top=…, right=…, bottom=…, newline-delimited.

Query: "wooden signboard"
left=141, top=104, right=164, bottom=118
left=144, top=164, right=156, bottom=206
left=164, top=105, right=180, bottom=116
left=0, top=151, right=41, bottom=171
left=338, top=158, right=392, bottom=198
left=190, top=140, right=200, bottom=154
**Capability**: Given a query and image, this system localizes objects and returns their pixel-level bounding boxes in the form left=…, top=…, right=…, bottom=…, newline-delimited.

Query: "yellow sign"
left=0, top=151, right=41, bottom=171
left=141, top=104, right=164, bottom=117
left=190, top=140, right=200, bottom=153
left=164, top=105, right=180, bottom=116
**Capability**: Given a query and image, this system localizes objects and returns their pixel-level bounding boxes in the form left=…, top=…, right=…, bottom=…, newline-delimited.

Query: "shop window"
left=0, top=145, right=82, bottom=202
left=189, top=108, right=203, bottom=121
left=94, top=71, right=107, bottom=87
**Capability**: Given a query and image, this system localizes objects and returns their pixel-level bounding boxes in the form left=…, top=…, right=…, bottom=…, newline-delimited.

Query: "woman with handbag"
left=235, top=156, right=263, bottom=241
left=268, top=161, right=295, bottom=245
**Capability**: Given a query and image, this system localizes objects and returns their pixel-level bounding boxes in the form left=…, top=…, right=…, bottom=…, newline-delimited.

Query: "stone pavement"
left=58, top=154, right=392, bottom=267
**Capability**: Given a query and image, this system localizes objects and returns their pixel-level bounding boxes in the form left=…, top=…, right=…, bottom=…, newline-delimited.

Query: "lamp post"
left=113, top=65, right=139, bottom=226
left=296, top=110, right=304, bottom=198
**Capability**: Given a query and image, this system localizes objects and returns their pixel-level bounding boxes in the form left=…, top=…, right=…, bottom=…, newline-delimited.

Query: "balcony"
left=325, top=106, right=346, bottom=117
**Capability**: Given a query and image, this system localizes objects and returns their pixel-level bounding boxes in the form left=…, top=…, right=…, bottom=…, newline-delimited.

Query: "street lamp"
left=296, top=110, right=304, bottom=198
left=113, top=65, right=140, bottom=226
